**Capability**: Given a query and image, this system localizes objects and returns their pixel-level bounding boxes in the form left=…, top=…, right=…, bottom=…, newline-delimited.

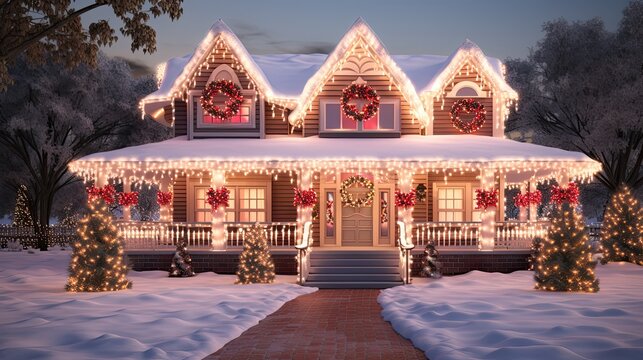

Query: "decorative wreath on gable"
left=200, top=80, right=244, bottom=120
left=340, top=175, right=375, bottom=208
left=450, top=98, right=486, bottom=134
left=340, top=84, right=380, bottom=122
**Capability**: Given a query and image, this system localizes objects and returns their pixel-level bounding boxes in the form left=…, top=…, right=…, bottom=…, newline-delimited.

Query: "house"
left=69, top=19, right=600, bottom=288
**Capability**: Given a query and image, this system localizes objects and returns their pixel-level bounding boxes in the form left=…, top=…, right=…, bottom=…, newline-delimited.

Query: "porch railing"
left=411, top=221, right=550, bottom=250
left=116, top=221, right=298, bottom=250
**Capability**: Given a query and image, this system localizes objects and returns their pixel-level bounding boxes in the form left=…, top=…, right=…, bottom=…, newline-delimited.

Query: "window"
left=320, top=99, right=398, bottom=132
left=193, top=185, right=266, bottom=223
left=437, top=187, right=465, bottom=222
left=202, top=97, right=252, bottom=124
left=455, top=87, right=479, bottom=97
left=447, top=81, right=485, bottom=98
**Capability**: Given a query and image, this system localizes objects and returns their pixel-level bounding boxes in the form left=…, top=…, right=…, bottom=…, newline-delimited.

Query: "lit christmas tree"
left=169, top=242, right=196, bottom=277
left=534, top=202, right=599, bottom=292
left=66, top=199, right=131, bottom=292
left=12, top=185, right=33, bottom=227
left=236, top=223, right=275, bottom=284
left=600, top=186, right=643, bottom=265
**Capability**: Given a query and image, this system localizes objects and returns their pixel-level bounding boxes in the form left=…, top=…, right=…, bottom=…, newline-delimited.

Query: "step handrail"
left=295, top=221, right=313, bottom=285
left=397, top=221, right=415, bottom=284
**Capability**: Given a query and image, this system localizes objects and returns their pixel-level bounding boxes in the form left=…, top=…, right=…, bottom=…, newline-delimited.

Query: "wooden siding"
left=265, top=102, right=291, bottom=135
left=412, top=172, right=429, bottom=222
left=432, top=66, right=494, bottom=136
left=302, top=45, right=422, bottom=137
left=172, top=174, right=187, bottom=222
left=163, top=100, right=188, bottom=137
left=272, top=174, right=297, bottom=222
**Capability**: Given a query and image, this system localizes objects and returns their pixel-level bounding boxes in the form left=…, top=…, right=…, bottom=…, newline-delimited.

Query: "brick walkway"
left=204, top=289, right=426, bottom=360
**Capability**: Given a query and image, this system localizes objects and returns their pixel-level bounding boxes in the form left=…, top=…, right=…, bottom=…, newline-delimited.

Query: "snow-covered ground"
left=0, top=249, right=316, bottom=360
left=379, top=263, right=643, bottom=360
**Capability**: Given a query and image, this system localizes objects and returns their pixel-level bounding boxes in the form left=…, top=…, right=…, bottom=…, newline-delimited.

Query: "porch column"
left=297, top=168, right=313, bottom=244
left=397, top=169, right=414, bottom=244
left=122, top=177, right=132, bottom=221
left=479, top=168, right=496, bottom=251
left=518, top=183, right=528, bottom=222
left=159, top=177, right=172, bottom=223
left=528, top=181, right=538, bottom=222
left=210, top=170, right=226, bottom=250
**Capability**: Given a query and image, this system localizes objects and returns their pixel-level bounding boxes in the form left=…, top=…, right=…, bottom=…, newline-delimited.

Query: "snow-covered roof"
left=77, top=135, right=593, bottom=163
left=142, top=19, right=516, bottom=126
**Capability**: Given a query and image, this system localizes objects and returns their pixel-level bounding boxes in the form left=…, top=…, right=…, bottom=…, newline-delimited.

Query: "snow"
left=0, top=250, right=316, bottom=360
left=77, top=135, right=595, bottom=164
left=379, top=263, right=643, bottom=360
left=145, top=19, right=507, bottom=101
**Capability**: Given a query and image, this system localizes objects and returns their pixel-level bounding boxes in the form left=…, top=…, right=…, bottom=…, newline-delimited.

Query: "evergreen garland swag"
left=600, top=186, right=643, bottom=265
left=236, top=223, right=275, bottom=284
left=66, top=199, right=132, bottom=292
left=169, top=242, right=196, bottom=277
left=534, top=203, right=599, bottom=292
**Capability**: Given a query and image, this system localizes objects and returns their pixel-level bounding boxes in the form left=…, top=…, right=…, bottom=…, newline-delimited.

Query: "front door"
left=341, top=186, right=373, bottom=246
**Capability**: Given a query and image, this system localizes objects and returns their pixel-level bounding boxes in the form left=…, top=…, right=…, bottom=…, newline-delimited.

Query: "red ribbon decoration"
left=551, top=182, right=580, bottom=205
left=156, top=191, right=173, bottom=206
left=514, top=190, right=542, bottom=208
left=86, top=185, right=116, bottom=205
left=207, top=187, right=230, bottom=210
left=293, top=188, right=318, bottom=208
left=475, top=188, right=499, bottom=210
left=118, top=192, right=139, bottom=207
left=395, top=190, right=416, bottom=209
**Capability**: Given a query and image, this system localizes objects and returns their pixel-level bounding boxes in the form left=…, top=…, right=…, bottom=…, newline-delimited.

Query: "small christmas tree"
left=420, top=241, right=442, bottom=278
left=534, top=202, right=599, bottom=292
left=169, top=242, right=196, bottom=277
left=66, top=199, right=131, bottom=292
left=12, top=185, right=33, bottom=227
left=236, top=223, right=275, bottom=284
left=600, top=186, right=643, bottom=265
left=528, top=237, right=545, bottom=270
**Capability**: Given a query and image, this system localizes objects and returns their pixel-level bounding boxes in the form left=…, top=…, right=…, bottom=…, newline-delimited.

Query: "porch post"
left=210, top=170, right=227, bottom=250
left=518, top=183, right=528, bottom=222
left=122, top=176, right=132, bottom=221
left=479, top=168, right=496, bottom=251
left=159, top=177, right=172, bottom=223
left=528, top=181, right=538, bottom=222
left=397, top=169, right=414, bottom=244
left=297, top=168, right=313, bottom=244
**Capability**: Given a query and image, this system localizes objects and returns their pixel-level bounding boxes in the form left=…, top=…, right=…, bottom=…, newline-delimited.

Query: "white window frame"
left=187, top=179, right=272, bottom=223
left=319, top=98, right=400, bottom=133
left=432, top=182, right=478, bottom=222
left=447, top=80, right=487, bottom=98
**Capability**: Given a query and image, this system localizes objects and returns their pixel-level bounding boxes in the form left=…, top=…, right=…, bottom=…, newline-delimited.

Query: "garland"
left=450, top=98, right=486, bottom=134
left=207, top=187, right=230, bottom=210
left=395, top=190, right=416, bottom=209
left=380, top=198, right=389, bottom=224
left=326, top=199, right=334, bottom=225
left=118, top=192, right=139, bottom=207
left=551, top=182, right=580, bottom=205
left=514, top=190, right=543, bottom=208
left=293, top=188, right=318, bottom=208
left=86, top=185, right=116, bottom=205
left=200, top=80, right=243, bottom=120
left=340, top=84, right=380, bottom=122
left=475, top=188, right=499, bottom=210
left=340, top=175, right=375, bottom=208
left=156, top=191, right=173, bottom=206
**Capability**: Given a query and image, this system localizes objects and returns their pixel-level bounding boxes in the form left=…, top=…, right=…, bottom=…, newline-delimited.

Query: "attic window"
left=320, top=99, right=399, bottom=133
left=455, top=87, right=479, bottom=97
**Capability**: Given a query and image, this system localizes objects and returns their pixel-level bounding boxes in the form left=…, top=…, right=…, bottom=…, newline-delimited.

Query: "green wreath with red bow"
left=200, top=80, right=244, bottom=120
left=340, top=84, right=380, bottom=122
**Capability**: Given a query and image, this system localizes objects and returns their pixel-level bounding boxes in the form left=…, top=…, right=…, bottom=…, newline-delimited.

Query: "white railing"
left=412, top=221, right=550, bottom=250
left=413, top=222, right=480, bottom=248
left=116, top=221, right=298, bottom=250
left=494, top=221, right=549, bottom=249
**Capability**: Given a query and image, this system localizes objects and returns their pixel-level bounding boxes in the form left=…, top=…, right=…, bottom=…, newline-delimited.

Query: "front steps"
left=304, top=249, right=403, bottom=289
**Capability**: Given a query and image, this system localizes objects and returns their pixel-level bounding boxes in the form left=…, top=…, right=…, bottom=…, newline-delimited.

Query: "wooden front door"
left=341, top=186, right=373, bottom=246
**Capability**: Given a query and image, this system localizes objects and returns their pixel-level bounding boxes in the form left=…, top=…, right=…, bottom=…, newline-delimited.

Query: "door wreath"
left=340, top=175, right=375, bottom=208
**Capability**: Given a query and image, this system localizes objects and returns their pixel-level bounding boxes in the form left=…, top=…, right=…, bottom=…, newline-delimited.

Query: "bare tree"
left=506, top=1, right=643, bottom=195
left=0, top=55, right=170, bottom=250
left=0, top=0, right=183, bottom=90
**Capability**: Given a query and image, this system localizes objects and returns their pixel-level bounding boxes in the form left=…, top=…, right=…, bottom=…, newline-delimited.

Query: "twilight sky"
left=83, top=0, right=630, bottom=74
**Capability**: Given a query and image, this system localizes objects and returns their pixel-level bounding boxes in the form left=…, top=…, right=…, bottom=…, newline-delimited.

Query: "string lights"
left=236, top=223, right=276, bottom=284
left=600, top=186, right=643, bottom=265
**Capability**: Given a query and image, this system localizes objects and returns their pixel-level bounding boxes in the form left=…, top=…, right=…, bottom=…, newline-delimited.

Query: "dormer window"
left=320, top=98, right=399, bottom=134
